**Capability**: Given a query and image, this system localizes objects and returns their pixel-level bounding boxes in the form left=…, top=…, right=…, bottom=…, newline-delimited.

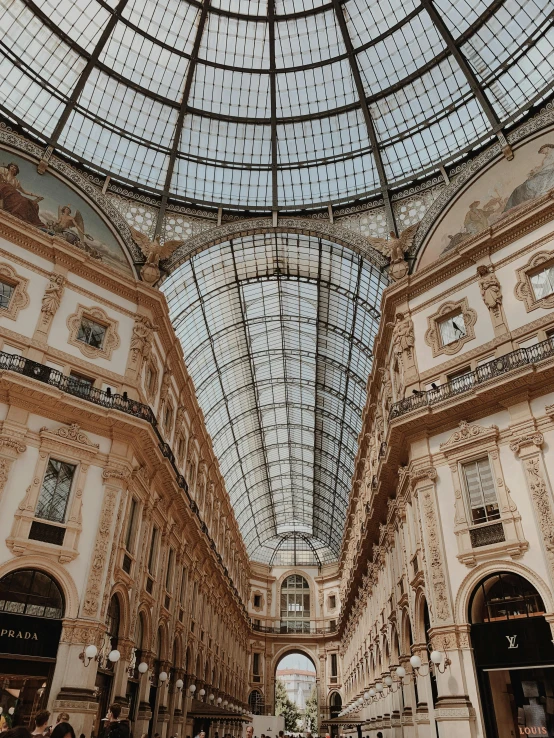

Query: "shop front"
left=0, top=569, right=64, bottom=728
left=471, top=572, right=554, bottom=737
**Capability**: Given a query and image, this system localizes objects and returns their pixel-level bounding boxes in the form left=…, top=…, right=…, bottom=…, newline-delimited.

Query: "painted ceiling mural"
left=0, top=148, right=132, bottom=275
left=420, top=128, right=554, bottom=268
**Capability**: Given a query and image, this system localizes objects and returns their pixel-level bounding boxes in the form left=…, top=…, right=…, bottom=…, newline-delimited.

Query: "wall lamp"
left=79, top=644, right=121, bottom=667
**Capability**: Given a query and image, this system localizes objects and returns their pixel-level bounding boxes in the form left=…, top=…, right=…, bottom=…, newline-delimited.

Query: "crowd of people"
left=0, top=705, right=130, bottom=738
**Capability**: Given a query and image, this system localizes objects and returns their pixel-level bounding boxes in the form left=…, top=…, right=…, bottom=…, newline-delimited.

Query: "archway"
left=0, top=569, right=64, bottom=727
left=274, top=650, right=318, bottom=733
left=469, top=571, right=554, bottom=737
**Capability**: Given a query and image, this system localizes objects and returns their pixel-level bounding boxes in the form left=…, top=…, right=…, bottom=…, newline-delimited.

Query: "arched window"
left=249, top=689, right=264, bottom=715
left=0, top=569, right=64, bottom=619
left=280, top=575, right=310, bottom=633
left=469, top=572, right=545, bottom=623
left=100, top=595, right=121, bottom=669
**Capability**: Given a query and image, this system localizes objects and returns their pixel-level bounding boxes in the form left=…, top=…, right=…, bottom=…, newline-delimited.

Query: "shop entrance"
left=0, top=569, right=64, bottom=728
left=470, top=572, right=554, bottom=737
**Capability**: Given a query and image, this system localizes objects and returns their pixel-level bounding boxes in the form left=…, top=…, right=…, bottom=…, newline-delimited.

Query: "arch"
left=107, top=583, right=130, bottom=639
left=0, top=568, right=64, bottom=619
left=455, top=560, right=554, bottom=626
left=469, top=571, right=546, bottom=624
left=185, top=645, right=193, bottom=675
left=248, top=689, right=265, bottom=715
left=137, top=603, right=152, bottom=652
left=164, top=219, right=388, bottom=276
left=400, top=608, right=413, bottom=657
left=413, top=587, right=428, bottom=644
left=0, top=556, right=78, bottom=618
left=271, top=644, right=318, bottom=678
left=156, top=622, right=168, bottom=662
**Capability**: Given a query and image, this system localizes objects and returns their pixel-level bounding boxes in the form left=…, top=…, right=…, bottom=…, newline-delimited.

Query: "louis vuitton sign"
left=0, top=612, right=62, bottom=659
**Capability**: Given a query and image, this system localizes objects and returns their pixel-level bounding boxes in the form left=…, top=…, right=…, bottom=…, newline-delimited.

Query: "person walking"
left=104, top=706, right=129, bottom=738
left=50, top=724, right=75, bottom=738
left=31, top=713, right=50, bottom=737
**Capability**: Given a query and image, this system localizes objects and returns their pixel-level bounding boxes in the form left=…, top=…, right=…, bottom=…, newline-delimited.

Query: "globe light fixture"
left=176, top=679, right=184, bottom=691
left=189, top=684, right=197, bottom=694
left=80, top=644, right=99, bottom=667
left=430, top=651, right=443, bottom=664
left=209, top=694, right=215, bottom=701
left=108, top=649, right=121, bottom=663
left=199, top=688, right=206, bottom=699
left=384, top=676, right=393, bottom=687
left=138, top=662, right=149, bottom=674
left=395, top=666, right=406, bottom=679
left=217, top=697, right=222, bottom=705
left=410, top=655, right=422, bottom=669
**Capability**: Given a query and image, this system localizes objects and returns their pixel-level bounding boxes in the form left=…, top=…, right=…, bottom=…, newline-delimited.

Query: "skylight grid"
left=461, top=0, right=553, bottom=85
left=122, top=0, right=200, bottom=53
left=343, top=0, right=419, bottom=47
left=201, top=14, right=269, bottom=68
left=355, top=10, right=444, bottom=96
left=100, top=22, right=190, bottom=100
left=172, top=158, right=273, bottom=206
left=162, top=234, right=385, bottom=563
left=433, top=0, right=491, bottom=37
left=276, top=59, right=356, bottom=117
left=483, top=32, right=554, bottom=118
left=275, top=10, right=345, bottom=68
left=4, top=0, right=86, bottom=98
left=189, top=64, right=271, bottom=118
left=34, top=0, right=111, bottom=52
left=0, top=56, right=65, bottom=137
left=181, top=116, right=272, bottom=166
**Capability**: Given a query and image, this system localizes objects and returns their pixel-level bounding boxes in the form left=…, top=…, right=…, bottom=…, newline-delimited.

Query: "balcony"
left=390, top=338, right=554, bottom=419
left=251, top=621, right=338, bottom=635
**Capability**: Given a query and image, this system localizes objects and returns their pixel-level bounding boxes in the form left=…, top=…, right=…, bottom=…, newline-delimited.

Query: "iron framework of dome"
left=162, top=233, right=387, bottom=565
left=2, top=0, right=554, bottom=216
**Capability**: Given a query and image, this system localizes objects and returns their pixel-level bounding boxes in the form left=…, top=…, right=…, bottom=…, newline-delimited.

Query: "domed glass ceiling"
left=2, top=0, right=553, bottom=211
left=162, top=233, right=387, bottom=565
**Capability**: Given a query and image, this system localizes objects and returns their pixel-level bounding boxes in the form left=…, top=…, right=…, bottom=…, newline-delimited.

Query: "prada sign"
left=0, top=612, right=62, bottom=659
left=472, top=616, right=554, bottom=669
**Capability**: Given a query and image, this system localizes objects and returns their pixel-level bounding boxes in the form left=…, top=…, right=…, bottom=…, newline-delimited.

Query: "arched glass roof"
left=2, top=0, right=553, bottom=212
left=162, top=233, right=387, bottom=564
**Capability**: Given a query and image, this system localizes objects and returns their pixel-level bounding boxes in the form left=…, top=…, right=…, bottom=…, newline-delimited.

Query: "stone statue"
left=130, top=315, right=157, bottom=362
left=130, top=227, right=184, bottom=285
left=41, top=273, right=65, bottom=319
left=391, top=312, right=415, bottom=358
left=477, top=264, right=502, bottom=309
left=365, top=223, right=419, bottom=281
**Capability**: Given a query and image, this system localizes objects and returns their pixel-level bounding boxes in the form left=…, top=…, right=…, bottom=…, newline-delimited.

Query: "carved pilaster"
left=0, top=431, right=26, bottom=502
left=511, top=432, right=554, bottom=585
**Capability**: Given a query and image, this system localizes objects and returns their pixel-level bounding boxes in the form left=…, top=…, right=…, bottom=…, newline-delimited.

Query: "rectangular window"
left=462, top=457, right=500, bottom=525
left=35, top=458, right=76, bottom=524
left=177, top=435, right=185, bottom=460
left=166, top=548, right=174, bottom=591
left=329, top=619, right=336, bottom=631
left=253, top=594, right=261, bottom=608
left=447, top=365, right=474, bottom=391
left=0, top=278, right=15, bottom=310
left=329, top=595, right=336, bottom=609
left=331, top=653, right=338, bottom=677
left=438, top=312, right=466, bottom=346
left=69, top=371, right=94, bottom=389
left=124, top=498, right=137, bottom=553
left=531, top=264, right=554, bottom=299
left=77, top=317, right=106, bottom=348
left=180, top=567, right=188, bottom=605
left=148, top=527, right=158, bottom=575
left=253, top=653, right=260, bottom=676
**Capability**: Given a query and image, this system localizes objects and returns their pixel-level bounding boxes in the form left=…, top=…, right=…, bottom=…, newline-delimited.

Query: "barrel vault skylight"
left=162, top=233, right=387, bottom=565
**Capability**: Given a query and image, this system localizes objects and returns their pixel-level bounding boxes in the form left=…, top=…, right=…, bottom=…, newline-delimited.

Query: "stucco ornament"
left=365, top=223, right=419, bottom=281
left=391, top=312, right=415, bottom=359
left=130, top=227, right=184, bottom=285
left=477, top=265, right=502, bottom=310
left=40, top=273, right=65, bottom=323
left=130, top=315, right=157, bottom=362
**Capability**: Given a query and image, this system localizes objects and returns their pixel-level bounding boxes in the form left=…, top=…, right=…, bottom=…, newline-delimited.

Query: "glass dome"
left=2, top=0, right=553, bottom=212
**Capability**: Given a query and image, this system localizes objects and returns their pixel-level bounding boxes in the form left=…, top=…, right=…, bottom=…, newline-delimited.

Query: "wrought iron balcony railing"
left=389, top=337, right=554, bottom=419
left=0, top=350, right=248, bottom=609
left=251, top=622, right=338, bottom=635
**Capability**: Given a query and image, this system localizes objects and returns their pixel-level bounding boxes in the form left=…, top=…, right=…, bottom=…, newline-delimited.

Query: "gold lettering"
left=8, top=630, right=14, bottom=637
left=0, top=629, right=6, bottom=637
left=32, top=633, right=38, bottom=640
left=15, top=631, right=22, bottom=638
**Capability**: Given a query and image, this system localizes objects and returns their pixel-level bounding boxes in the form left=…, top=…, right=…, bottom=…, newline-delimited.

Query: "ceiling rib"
left=331, top=0, right=397, bottom=234
left=154, top=0, right=211, bottom=239
left=36, top=0, right=129, bottom=173
left=421, top=0, right=513, bottom=160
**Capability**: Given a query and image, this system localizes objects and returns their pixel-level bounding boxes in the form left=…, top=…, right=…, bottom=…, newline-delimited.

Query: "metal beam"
left=154, top=0, right=211, bottom=238
left=421, top=0, right=513, bottom=159
left=37, top=0, right=129, bottom=172
left=269, top=0, right=279, bottom=210
left=331, top=0, right=397, bottom=234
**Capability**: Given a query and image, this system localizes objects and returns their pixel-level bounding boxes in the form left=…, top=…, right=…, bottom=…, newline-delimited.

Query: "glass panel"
left=462, top=458, right=499, bottom=525
left=438, top=312, right=466, bottom=346
left=77, top=317, right=106, bottom=348
left=35, top=459, right=75, bottom=524
left=531, top=265, right=554, bottom=300
left=0, top=279, right=15, bottom=310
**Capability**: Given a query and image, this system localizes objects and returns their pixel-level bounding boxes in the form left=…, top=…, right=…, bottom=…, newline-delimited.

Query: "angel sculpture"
left=365, top=222, right=420, bottom=281
left=130, top=227, right=184, bottom=285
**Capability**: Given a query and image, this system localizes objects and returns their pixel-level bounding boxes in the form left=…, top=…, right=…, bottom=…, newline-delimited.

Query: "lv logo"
left=506, top=635, right=518, bottom=649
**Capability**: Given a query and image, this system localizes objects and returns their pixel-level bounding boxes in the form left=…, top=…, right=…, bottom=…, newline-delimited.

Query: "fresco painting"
left=419, top=131, right=554, bottom=268
left=0, top=149, right=132, bottom=275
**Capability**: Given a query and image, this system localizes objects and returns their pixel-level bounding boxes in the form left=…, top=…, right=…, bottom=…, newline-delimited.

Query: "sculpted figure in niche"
left=41, top=273, right=65, bottom=318
left=391, top=313, right=415, bottom=360
left=131, top=315, right=156, bottom=362
left=477, top=265, right=502, bottom=310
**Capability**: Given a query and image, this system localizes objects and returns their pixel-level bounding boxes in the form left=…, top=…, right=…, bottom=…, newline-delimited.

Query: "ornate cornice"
left=509, top=432, right=544, bottom=453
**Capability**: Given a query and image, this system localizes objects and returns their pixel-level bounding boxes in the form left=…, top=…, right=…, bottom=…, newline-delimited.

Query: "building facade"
left=0, top=107, right=554, bottom=738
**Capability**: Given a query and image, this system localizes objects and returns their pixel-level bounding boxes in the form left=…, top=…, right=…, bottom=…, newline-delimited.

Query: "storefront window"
left=0, top=569, right=63, bottom=619
left=470, top=572, right=554, bottom=737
